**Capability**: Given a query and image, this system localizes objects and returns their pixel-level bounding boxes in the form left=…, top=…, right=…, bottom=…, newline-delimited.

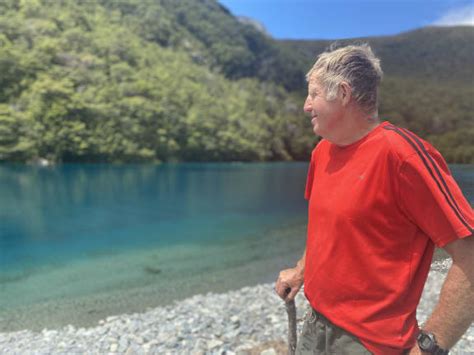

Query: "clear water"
left=1, top=163, right=309, bottom=269
left=0, top=163, right=472, bottom=332
left=0, top=163, right=309, bottom=331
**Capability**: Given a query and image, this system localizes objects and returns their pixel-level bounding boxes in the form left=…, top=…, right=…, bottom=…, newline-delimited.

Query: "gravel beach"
left=1, top=259, right=473, bottom=354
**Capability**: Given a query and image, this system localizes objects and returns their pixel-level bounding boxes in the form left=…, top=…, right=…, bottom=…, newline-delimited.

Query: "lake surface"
left=0, top=163, right=472, bottom=332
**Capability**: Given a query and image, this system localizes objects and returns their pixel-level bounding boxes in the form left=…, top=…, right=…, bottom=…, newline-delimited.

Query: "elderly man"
left=275, top=44, right=473, bottom=355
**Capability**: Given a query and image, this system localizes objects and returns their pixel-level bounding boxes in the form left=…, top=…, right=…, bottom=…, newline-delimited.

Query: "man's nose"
left=303, top=97, right=312, bottom=113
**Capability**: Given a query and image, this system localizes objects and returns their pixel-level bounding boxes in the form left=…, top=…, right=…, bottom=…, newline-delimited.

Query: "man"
left=275, top=44, right=473, bottom=355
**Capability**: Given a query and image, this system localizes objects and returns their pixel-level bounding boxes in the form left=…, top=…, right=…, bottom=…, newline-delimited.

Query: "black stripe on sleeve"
left=384, top=125, right=473, bottom=233
left=400, top=127, right=471, bottom=230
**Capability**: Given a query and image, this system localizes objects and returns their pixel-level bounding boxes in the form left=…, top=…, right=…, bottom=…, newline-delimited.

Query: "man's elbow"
left=443, top=234, right=474, bottom=280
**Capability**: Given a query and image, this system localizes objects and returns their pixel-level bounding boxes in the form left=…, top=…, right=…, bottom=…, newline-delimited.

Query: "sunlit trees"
left=0, top=0, right=471, bottom=163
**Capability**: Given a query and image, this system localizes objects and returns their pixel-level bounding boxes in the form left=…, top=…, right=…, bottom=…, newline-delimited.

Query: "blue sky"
left=218, top=0, right=474, bottom=39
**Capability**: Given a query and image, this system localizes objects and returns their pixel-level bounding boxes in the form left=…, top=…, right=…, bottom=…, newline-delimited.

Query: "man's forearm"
left=422, top=261, right=474, bottom=349
left=296, top=248, right=306, bottom=275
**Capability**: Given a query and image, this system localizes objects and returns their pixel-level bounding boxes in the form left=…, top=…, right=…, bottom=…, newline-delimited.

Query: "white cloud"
left=433, top=4, right=474, bottom=26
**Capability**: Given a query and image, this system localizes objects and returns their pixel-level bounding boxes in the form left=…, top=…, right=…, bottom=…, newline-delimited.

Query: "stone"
left=119, top=337, right=129, bottom=351
left=110, top=343, right=118, bottom=352
left=207, top=339, right=224, bottom=349
left=58, top=341, right=67, bottom=348
left=133, top=336, right=144, bottom=345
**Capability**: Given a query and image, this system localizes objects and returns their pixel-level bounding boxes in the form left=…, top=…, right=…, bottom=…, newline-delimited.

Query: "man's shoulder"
left=379, top=122, right=437, bottom=164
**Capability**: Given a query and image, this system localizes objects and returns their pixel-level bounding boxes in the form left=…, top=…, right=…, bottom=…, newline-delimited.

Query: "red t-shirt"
left=304, top=121, right=473, bottom=354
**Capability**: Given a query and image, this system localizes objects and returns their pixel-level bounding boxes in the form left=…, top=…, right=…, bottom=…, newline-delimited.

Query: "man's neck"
left=328, top=113, right=380, bottom=147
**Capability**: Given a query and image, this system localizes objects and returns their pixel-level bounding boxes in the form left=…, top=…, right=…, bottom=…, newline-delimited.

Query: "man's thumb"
left=286, top=287, right=298, bottom=302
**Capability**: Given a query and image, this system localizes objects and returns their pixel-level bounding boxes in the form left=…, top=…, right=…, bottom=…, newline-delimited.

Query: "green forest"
left=0, top=0, right=473, bottom=163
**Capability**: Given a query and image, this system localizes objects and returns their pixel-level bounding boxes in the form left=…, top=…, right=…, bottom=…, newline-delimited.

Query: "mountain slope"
left=0, top=0, right=312, bottom=162
left=280, top=26, right=474, bottom=86
left=0, top=0, right=472, bottom=163
left=279, top=26, right=474, bottom=162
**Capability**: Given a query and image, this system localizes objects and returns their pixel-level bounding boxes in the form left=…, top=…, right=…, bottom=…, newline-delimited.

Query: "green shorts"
left=296, top=308, right=371, bottom=355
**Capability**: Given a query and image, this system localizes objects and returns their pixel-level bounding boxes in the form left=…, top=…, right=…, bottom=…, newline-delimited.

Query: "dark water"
left=0, top=163, right=471, bottom=331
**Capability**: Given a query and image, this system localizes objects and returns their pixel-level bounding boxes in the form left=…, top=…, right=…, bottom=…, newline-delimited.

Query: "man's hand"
left=275, top=266, right=304, bottom=302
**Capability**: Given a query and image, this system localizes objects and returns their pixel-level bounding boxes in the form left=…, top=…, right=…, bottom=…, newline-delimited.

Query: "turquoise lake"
left=0, top=163, right=472, bottom=331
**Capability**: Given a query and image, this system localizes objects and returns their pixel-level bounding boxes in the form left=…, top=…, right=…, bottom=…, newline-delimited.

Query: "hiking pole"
left=285, top=287, right=297, bottom=355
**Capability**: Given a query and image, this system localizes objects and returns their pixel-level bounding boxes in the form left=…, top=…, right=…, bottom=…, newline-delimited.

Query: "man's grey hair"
left=306, top=44, right=383, bottom=114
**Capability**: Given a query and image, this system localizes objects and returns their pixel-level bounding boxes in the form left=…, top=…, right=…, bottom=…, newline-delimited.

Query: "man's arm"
left=409, top=235, right=474, bottom=354
left=275, top=248, right=306, bottom=302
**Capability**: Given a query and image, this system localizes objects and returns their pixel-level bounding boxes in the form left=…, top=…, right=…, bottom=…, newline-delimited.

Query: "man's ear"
left=339, top=81, right=352, bottom=106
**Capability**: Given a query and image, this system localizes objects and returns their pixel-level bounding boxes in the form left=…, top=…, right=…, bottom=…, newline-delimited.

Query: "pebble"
left=0, top=259, right=472, bottom=354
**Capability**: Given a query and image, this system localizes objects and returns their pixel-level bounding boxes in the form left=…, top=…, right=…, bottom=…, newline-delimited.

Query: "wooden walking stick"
left=285, top=288, right=297, bottom=355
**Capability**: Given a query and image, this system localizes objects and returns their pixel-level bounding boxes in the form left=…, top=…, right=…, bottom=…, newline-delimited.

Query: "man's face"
left=303, top=78, right=343, bottom=137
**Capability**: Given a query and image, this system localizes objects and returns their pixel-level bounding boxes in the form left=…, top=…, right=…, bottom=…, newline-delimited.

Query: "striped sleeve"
left=396, top=145, right=473, bottom=247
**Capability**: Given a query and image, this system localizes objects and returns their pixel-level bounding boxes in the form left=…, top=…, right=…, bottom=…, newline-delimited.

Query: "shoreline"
left=0, top=221, right=308, bottom=333
left=1, top=259, right=473, bottom=354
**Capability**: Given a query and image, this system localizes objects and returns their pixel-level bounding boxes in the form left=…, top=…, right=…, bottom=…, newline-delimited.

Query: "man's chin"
left=312, top=125, right=323, bottom=137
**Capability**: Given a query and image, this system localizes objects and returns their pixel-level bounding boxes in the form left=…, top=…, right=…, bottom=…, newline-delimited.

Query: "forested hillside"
left=0, top=0, right=472, bottom=163
left=281, top=26, right=474, bottom=163
left=0, top=0, right=311, bottom=163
